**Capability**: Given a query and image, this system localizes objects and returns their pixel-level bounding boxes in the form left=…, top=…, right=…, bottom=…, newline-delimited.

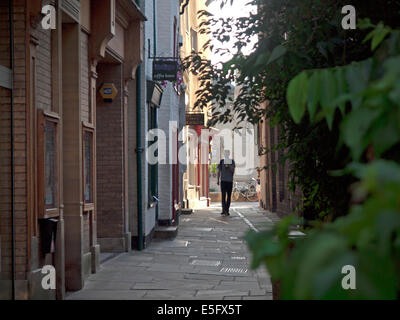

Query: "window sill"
left=84, top=203, right=94, bottom=212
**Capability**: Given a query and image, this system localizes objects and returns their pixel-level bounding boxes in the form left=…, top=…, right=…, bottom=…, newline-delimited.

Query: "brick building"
left=0, top=0, right=145, bottom=300
left=257, top=101, right=300, bottom=216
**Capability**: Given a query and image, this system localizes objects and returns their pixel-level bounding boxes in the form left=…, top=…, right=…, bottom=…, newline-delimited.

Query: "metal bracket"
left=148, top=39, right=179, bottom=61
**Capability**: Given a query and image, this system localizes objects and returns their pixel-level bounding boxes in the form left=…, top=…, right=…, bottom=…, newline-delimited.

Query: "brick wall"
left=81, top=29, right=90, bottom=254
left=80, top=30, right=89, bottom=123
left=0, top=1, right=28, bottom=284
left=83, top=213, right=90, bottom=254
left=12, top=1, right=27, bottom=282
left=0, top=85, right=12, bottom=281
left=258, top=111, right=299, bottom=217
left=31, top=22, right=52, bottom=112
left=0, top=3, right=12, bottom=282
left=96, top=63, right=124, bottom=239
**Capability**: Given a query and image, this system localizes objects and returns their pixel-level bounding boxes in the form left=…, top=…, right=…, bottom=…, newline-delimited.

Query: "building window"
left=148, top=104, right=158, bottom=206
left=190, top=28, right=198, bottom=52
left=83, top=127, right=94, bottom=205
left=45, top=121, right=57, bottom=208
left=38, top=110, right=59, bottom=218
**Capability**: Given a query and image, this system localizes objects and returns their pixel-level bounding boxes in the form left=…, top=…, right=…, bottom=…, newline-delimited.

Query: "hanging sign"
left=99, top=83, right=118, bottom=102
left=186, top=113, right=204, bottom=126
left=153, top=59, right=178, bottom=81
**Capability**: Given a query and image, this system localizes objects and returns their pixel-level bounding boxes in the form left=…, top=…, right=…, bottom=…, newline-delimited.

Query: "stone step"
left=154, top=225, right=178, bottom=239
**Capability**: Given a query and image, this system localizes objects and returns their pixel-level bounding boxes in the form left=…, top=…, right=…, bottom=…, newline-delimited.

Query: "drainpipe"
left=9, top=0, right=16, bottom=300
left=136, top=66, right=143, bottom=251
left=153, top=0, right=159, bottom=222
left=135, top=0, right=144, bottom=250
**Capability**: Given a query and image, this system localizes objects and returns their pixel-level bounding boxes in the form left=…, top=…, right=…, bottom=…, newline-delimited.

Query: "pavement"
left=66, top=202, right=280, bottom=300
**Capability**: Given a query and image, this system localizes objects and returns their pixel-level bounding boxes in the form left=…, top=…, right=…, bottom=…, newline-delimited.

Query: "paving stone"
left=214, top=283, right=260, bottom=291
left=242, top=295, right=273, bottom=300
left=184, top=274, right=235, bottom=281
left=250, top=289, right=270, bottom=296
left=196, top=290, right=249, bottom=297
left=67, top=202, right=277, bottom=300
left=83, top=280, right=134, bottom=291
left=223, top=296, right=243, bottom=300
left=220, top=280, right=261, bottom=288
left=67, top=290, right=146, bottom=300
left=234, top=277, right=258, bottom=282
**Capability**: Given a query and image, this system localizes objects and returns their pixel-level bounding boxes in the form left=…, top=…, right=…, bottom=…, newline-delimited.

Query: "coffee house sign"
left=153, top=59, right=178, bottom=81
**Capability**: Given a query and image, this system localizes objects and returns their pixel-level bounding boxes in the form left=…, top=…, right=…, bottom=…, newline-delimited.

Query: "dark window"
left=148, top=104, right=158, bottom=205
left=45, top=121, right=57, bottom=208
left=38, top=110, right=59, bottom=218
left=84, top=130, right=93, bottom=203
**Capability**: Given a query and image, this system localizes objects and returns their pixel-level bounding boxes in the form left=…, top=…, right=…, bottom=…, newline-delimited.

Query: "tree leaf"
left=372, top=121, right=399, bottom=157
left=320, top=69, right=337, bottom=130
left=287, top=71, right=309, bottom=124
left=341, top=107, right=380, bottom=161
left=307, top=71, right=321, bottom=120
left=267, top=45, right=287, bottom=65
left=370, top=23, right=391, bottom=51
left=345, top=60, right=372, bottom=109
left=334, top=68, right=347, bottom=115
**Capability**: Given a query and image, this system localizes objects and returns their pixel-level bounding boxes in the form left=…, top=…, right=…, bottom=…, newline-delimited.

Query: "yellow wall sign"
left=99, top=83, right=118, bottom=102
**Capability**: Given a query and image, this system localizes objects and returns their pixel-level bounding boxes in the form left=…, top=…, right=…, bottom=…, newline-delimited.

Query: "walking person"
left=217, top=150, right=235, bottom=216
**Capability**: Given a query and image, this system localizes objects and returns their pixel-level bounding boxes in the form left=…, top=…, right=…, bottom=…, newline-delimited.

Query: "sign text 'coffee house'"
left=153, top=59, right=178, bottom=81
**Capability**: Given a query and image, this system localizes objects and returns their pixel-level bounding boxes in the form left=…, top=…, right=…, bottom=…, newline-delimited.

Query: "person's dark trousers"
left=221, top=181, right=233, bottom=214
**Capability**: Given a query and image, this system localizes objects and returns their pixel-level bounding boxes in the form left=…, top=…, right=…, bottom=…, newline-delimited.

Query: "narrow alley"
left=66, top=203, right=279, bottom=300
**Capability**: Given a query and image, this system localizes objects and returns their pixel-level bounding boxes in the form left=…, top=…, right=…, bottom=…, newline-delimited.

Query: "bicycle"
left=232, top=178, right=258, bottom=201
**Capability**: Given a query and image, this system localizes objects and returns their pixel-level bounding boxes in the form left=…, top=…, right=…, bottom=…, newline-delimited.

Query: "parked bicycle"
left=232, top=178, right=258, bottom=201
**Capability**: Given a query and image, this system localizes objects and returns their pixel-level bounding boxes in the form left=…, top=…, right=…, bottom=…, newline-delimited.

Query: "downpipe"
left=9, top=0, right=16, bottom=300
left=153, top=0, right=159, bottom=223
left=135, top=0, right=144, bottom=250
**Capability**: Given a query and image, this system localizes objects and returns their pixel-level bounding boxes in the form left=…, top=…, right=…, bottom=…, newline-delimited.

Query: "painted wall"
left=156, top=0, right=184, bottom=222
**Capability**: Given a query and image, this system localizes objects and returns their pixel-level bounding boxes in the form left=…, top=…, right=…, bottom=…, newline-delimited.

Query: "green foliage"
left=286, top=71, right=308, bottom=124
left=247, top=160, right=400, bottom=299
left=286, top=27, right=400, bottom=161
left=247, top=22, right=400, bottom=299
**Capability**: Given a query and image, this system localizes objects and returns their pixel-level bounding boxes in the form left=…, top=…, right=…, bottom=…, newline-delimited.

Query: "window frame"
left=147, top=103, right=158, bottom=208
left=82, top=122, right=95, bottom=212
left=37, top=110, right=60, bottom=219
left=190, top=28, right=198, bottom=53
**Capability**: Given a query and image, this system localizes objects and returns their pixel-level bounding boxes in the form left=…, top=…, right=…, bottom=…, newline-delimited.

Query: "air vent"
left=219, top=267, right=248, bottom=273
